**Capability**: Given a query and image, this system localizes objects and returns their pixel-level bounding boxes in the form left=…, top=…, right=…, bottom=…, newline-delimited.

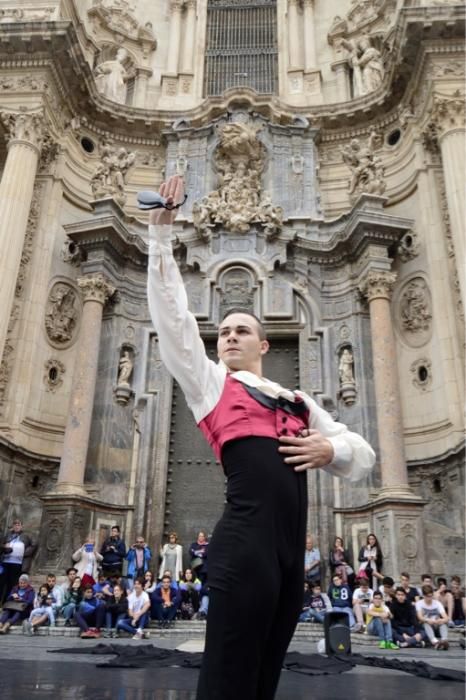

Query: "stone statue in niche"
left=118, top=350, right=133, bottom=386
left=94, top=48, right=130, bottom=104
left=341, top=35, right=384, bottom=96
left=45, top=283, right=78, bottom=346
left=400, top=279, right=432, bottom=333
left=192, top=121, right=283, bottom=238
left=341, top=130, right=386, bottom=197
left=338, top=347, right=357, bottom=406
left=115, top=349, right=134, bottom=405
left=91, top=140, right=135, bottom=206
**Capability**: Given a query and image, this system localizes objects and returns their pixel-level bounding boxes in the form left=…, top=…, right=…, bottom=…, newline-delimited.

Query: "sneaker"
left=132, top=629, right=143, bottom=640
left=354, top=623, right=364, bottom=633
left=385, top=641, right=399, bottom=650
left=398, top=641, right=409, bottom=648
left=80, top=630, right=95, bottom=639
left=143, top=630, right=150, bottom=639
left=379, top=641, right=387, bottom=649
left=64, top=620, right=71, bottom=628
left=438, top=640, right=449, bottom=650
left=22, top=620, right=32, bottom=636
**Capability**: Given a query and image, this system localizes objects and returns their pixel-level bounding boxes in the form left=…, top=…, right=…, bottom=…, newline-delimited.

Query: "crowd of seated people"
left=0, top=526, right=213, bottom=639
left=0, top=525, right=464, bottom=651
left=299, top=532, right=464, bottom=651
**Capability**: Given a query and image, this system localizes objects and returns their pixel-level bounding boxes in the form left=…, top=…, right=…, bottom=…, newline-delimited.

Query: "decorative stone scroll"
left=192, top=121, right=283, bottom=238
left=341, top=130, right=386, bottom=197
left=45, top=282, right=80, bottom=348
left=91, top=140, right=135, bottom=206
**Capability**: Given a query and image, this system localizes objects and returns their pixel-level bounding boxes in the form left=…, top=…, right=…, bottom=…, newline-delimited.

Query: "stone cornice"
left=0, top=5, right=463, bottom=139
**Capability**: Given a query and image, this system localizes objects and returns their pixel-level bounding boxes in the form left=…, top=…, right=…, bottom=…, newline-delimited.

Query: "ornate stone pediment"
left=192, top=120, right=283, bottom=238
left=88, top=0, right=156, bottom=49
left=328, top=0, right=396, bottom=44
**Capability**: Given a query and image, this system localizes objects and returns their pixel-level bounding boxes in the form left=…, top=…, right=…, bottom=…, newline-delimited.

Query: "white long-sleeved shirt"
left=147, top=224, right=375, bottom=482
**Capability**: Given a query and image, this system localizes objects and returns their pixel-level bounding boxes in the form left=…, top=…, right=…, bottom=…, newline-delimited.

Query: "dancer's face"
left=217, top=313, right=269, bottom=375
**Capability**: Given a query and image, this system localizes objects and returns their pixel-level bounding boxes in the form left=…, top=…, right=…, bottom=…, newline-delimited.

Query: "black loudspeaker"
left=324, top=611, right=351, bottom=655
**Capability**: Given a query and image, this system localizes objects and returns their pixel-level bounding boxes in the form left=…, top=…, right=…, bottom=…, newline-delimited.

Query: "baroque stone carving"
left=341, top=35, right=384, bottom=97
left=77, top=274, right=116, bottom=305
left=115, top=348, right=134, bottom=405
left=91, top=140, right=135, bottom=206
left=94, top=48, right=131, bottom=104
left=397, top=231, right=419, bottom=262
left=192, top=121, right=283, bottom=237
left=341, top=130, right=386, bottom=197
left=0, top=108, right=46, bottom=151
left=218, top=268, right=255, bottom=319
left=338, top=347, right=357, bottom=406
left=43, top=359, right=66, bottom=393
left=45, top=282, right=79, bottom=347
left=431, top=90, right=465, bottom=137
left=88, top=0, right=156, bottom=46
left=410, top=358, right=432, bottom=392
left=400, top=278, right=432, bottom=334
left=61, top=239, right=84, bottom=267
left=359, top=270, right=396, bottom=301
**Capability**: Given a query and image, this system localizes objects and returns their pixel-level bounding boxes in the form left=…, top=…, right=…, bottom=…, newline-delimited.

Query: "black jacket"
left=389, top=599, right=419, bottom=630
left=1, top=532, right=37, bottom=573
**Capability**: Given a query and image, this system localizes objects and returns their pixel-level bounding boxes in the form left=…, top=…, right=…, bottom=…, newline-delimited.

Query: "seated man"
left=151, top=574, right=181, bottom=628
left=398, top=571, right=419, bottom=604
left=417, top=574, right=434, bottom=597
left=366, top=591, right=398, bottom=649
left=300, top=581, right=331, bottom=623
left=45, top=573, right=63, bottom=617
left=450, top=576, right=466, bottom=627
left=378, top=576, right=396, bottom=605
left=74, top=584, right=105, bottom=639
left=93, top=572, right=110, bottom=601
left=328, top=573, right=355, bottom=628
left=390, top=587, right=425, bottom=648
left=116, top=577, right=151, bottom=639
left=415, top=584, right=449, bottom=650
left=304, top=535, right=321, bottom=586
left=435, top=577, right=454, bottom=627
left=352, top=576, right=373, bottom=631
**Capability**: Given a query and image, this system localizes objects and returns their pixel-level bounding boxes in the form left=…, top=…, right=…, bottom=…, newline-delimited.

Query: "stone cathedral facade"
left=0, top=0, right=463, bottom=583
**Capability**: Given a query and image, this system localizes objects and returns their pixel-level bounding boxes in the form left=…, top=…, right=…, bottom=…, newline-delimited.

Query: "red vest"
left=199, top=375, right=309, bottom=462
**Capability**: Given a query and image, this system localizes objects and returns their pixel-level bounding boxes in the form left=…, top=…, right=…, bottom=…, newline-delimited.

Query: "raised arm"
left=147, top=176, right=225, bottom=423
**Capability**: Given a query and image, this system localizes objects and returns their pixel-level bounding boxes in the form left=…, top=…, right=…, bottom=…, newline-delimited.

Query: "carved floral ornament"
left=431, top=90, right=465, bottom=137
left=358, top=270, right=396, bottom=302
left=192, top=121, right=283, bottom=238
left=77, top=274, right=116, bottom=305
left=0, top=108, right=47, bottom=152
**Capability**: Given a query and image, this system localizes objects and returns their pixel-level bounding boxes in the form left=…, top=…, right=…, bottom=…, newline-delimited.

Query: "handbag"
left=3, top=600, right=28, bottom=612
left=191, top=557, right=203, bottom=570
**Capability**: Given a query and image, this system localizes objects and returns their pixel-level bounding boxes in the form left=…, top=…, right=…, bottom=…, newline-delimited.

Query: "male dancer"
left=147, top=175, right=375, bottom=700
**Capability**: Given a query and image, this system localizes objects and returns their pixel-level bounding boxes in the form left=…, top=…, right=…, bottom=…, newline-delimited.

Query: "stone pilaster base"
left=36, top=492, right=133, bottom=575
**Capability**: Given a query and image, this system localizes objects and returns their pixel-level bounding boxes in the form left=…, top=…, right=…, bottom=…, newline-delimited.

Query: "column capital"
left=0, top=107, right=46, bottom=154
left=359, top=270, right=397, bottom=302
left=170, top=0, right=184, bottom=12
left=77, top=274, right=116, bottom=305
left=185, top=0, right=197, bottom=8
left=431, top=90, right=465, bottom=139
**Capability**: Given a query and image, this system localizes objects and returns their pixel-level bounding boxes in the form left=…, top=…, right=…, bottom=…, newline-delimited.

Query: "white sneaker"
left=132, top=629, right=143, bottom=640
left=143, top=630, right=150, bottom=639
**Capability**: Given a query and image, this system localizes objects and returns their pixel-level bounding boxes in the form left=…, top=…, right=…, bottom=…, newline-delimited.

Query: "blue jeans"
left=116, top=613, right=149, bottom=634
left=153, top=603, right=178, bottom=623
left=368, top=617, right=393, bottom=641
left=299, top=609, right=325, bottom=623
left=199, top=595, right=209, bottom=616
left=332, top=606, right=355, bottom=628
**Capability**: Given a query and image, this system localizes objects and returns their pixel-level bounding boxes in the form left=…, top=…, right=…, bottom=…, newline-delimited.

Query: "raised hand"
left=149, top=175, right=185, bottom=227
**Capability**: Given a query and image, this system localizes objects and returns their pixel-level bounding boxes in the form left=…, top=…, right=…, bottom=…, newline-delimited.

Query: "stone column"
left=181, top=0, right=197, bottom=74
left=167, top=0, right=183, bottom=75
left=359, top=270, right=411, bottom=495
left=287, top=0, right=302, bottom=70
left=0, top=108, right=45, bottom=364
left=302, top=0, right=317, bottom=72
left=56, top=273, right=115, bottom=494
left=431, top=91, right=466, bottom=310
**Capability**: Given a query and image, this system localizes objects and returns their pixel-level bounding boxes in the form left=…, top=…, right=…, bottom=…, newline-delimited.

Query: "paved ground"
left=0, top=632, right=463, bottom=700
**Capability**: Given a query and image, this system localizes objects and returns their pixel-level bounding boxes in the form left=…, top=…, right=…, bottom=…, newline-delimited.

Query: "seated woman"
left=450, top=576, right=466, bottom=627
left=74, top=584, right=106, bottom=638
left=144, top=571, right=157, bottom=595
left=116, top=577, right=151, bottom=639
left=103, top=583, right=128, bottom=637
left=61, top=576, right=82, bottom=626
left=366, top=591, right=398, bottom=649
left=328, top=537, right=354, bottom=588
left=0, top=574, right=35, bottom=633
left=23, top=584, right=55, bottom=635
left=179, top=568, right=202, bottom=620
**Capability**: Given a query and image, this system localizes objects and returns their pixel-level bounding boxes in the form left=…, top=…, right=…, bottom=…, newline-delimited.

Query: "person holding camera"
left=100, top=525, right=127, bottom=576
left=72, top=536, right=103, bottom=587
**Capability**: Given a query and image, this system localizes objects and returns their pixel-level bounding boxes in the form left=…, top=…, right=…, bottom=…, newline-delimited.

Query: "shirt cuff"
left=148, top=225, right=173, bottom=255
left=327, top=435, right=352, bottom=471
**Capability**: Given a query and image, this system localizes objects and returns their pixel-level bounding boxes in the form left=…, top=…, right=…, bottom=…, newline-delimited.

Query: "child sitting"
left=366, top=591, right=398, bottom=649
left=23, top=584, right=55, bottom=635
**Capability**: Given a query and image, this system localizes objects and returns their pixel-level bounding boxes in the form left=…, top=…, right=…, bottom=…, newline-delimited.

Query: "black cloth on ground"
left=47, top=644, right=465, bottom=682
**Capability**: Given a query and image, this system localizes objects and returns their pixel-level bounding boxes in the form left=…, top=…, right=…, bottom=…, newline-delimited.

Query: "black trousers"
left=196, top=437, right=308, bottom=700
left=0, top=563, right=22, bottom=604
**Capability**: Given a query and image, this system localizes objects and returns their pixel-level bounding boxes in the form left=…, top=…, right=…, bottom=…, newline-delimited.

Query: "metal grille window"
left=204, top=0, right=278, bottom=97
